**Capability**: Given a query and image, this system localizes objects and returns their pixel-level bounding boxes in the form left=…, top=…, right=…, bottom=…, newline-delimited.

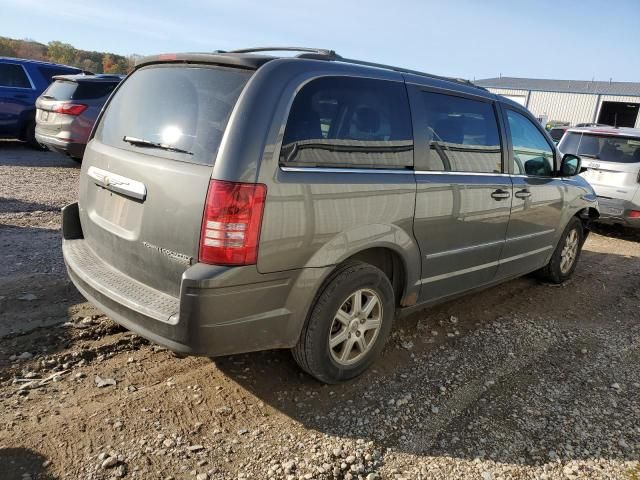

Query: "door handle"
left=515, top=189, right=532, bottom=199
left=490, top=189, right=511, bottom=200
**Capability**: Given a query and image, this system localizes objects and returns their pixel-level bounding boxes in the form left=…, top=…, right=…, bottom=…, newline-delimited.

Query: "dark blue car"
left=0, top=57, right=83, bottom=148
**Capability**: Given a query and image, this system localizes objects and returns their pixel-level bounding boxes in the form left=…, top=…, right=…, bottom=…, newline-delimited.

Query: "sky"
left=1, top=0, right=639, bottom=82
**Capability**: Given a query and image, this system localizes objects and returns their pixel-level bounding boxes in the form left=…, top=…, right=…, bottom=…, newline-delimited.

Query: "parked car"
left=35, top=74, right=123, bottom=161
left=62, top=48, right=599, bottom=383
left=548, top=125, right=570, bottom=143
left=559, top=126, right=640, bottom=227
left=0, top=57, right=83, bottom=148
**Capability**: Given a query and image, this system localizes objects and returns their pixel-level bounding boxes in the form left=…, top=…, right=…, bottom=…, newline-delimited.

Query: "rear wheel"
left=292, top=262, right=394, bottom=383
left=24, top=120, right=46, bottom=150
left=536, top=217, right=584, bottom=283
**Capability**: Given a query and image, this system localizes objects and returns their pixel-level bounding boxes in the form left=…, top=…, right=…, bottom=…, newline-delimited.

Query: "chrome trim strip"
left=415, top=170, right=510, bottom=177
left=21, top=64, right=36, bottom=90
left=426, top=229, right=555, bottom=259
left=420, top=246, right=552, bottom=284
left=426, top=239, right=504, bottom=259
left=506, top=229, right=555, bottom=242
left=280, top=166, right=413, bottom=175
left=87, top=166, right=147, bottom=201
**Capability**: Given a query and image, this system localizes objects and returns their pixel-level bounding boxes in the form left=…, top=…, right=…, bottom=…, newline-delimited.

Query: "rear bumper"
left=61, top=203, right=323, bottom=356
left=35, top=130, right=85, bottom=159
left=595, top=197, right=640, bottom=228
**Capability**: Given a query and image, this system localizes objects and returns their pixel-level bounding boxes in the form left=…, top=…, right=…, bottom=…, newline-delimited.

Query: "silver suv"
left=62, top=47, right=599, bottom=383
left=559, top=126, right=640, bottom=228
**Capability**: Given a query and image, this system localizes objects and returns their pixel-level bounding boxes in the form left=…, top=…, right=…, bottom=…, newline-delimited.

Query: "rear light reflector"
left=628, top=210, right=640, bottom=219
left=199, top=180, right=267, bottom=265
left=53, top=103, right=88, bottom=115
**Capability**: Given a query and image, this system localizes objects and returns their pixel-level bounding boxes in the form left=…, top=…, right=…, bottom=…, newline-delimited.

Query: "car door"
left=0, top=62, right=36, bottom=136
left=408, top=84, right=512, bottom=303
left=496, top=106, right=564, bottom=279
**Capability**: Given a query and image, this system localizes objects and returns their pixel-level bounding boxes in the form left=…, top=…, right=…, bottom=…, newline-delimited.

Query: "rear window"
left=559, top=132, right=640, bottom=163
left=95, top=65, right=251, bottom=165
left=549, top=128, right=566, bottom=141
left=43, top=80, right=119, bottom=100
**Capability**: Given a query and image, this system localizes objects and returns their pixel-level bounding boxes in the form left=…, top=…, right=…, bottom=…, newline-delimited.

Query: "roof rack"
left=224, top=47, right=339, bottom=58
left=218, top=47, right=483, bottom=91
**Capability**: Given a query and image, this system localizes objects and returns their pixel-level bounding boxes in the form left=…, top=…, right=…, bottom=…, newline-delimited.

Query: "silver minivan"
left=62, top=48, right=599, bottom=383
left=559, top=126, right=640, bottom=227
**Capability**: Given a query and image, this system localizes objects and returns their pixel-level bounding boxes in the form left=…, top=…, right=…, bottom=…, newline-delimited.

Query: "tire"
left=24, top=120, right=46, bottom=150
left=292, top=261, right=395, bottom=384
left=536, top=217, right=584, bottom=284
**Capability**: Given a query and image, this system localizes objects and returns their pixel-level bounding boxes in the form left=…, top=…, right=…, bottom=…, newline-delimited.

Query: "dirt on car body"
left=1, top=142, right=639, bottom=479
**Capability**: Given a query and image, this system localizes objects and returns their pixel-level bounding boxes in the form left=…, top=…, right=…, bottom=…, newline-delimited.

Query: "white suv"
left=559, top=127, right=640, bottom=228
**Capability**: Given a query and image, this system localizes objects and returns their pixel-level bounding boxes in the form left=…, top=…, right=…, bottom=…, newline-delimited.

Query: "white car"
left=559, top=126, right=640, bottom=228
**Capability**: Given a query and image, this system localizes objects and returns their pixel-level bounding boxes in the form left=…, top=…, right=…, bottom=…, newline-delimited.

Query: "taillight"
left=199, top=180, right=267, bottom=266
left=628, top=210, right=640, bottom=219
left=53, top=103, right=88, bottom=115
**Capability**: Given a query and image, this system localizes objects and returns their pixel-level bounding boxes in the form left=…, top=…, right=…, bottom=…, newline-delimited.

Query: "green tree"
left=47, top=41, right=76, bottom=65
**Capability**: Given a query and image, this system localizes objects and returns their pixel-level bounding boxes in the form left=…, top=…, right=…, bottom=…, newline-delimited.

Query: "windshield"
left=94, top=64, right=251, bottom=165
left=559, top=132, right=640, bottom=163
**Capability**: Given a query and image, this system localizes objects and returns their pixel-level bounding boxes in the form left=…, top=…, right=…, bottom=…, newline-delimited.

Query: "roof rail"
left=225, top=47, right=339, bottom=58
left=334, top=56, right=484, bottom=90
left=218, top=47, right=485, bottom=90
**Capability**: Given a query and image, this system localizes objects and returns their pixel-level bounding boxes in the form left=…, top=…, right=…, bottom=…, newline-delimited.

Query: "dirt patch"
left=1, top=143, right=639, bottom=479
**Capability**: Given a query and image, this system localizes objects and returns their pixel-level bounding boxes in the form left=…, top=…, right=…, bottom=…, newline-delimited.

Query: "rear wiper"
left=122, top=135, right=193, bottom=155
left=579, top=154, right=599, bottom=159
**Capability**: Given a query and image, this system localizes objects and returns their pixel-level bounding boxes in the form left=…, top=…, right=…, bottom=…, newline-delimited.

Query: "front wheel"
left=536, top=217, right=584, bottom=283
left=292, top=262, right=395, bottom=383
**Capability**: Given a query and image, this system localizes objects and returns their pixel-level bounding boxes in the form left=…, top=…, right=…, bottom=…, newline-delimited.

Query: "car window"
left=549, top=128, right=566, bottom=142
left=0, top=63, right=31, bottom=88
left=280, top=76, right=413, bottom=169
left=506, top=109, right=554, bottom=176
left=559, top=132, right=640, bottom=164
left=420, top=91, right=502, bottom=173
left=95, top=65, right=251, bottom=166
left=43, top=80, right=119, bottom=100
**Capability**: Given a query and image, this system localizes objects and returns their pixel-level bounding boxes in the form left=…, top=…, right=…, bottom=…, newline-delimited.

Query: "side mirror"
left=560, top=153, right=582, bottom=177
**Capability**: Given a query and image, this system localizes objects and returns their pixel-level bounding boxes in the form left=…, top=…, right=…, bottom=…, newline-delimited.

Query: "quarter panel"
left=257, top=168, right=420, bottom=284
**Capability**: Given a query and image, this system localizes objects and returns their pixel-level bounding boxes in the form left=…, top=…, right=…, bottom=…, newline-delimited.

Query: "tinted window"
left=43, top=80, right=119, bottom=100
left=549, top=127, right=566, bottom=142
left=0, top=63, right=31, bottom=88
left=38, top=66, right=79, bottom=83
left=559, top=132, right=640, bottom=164
left=280, top=76, right=413, bottom=169
left=506, top=110, right=554, bottom=176
left=420, top=92, right=502, bottom=173
left=95, top=65, right=251, bottom=165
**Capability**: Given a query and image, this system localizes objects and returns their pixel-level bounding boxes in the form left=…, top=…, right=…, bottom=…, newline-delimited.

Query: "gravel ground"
left=1, top=142, right=639, bottom=480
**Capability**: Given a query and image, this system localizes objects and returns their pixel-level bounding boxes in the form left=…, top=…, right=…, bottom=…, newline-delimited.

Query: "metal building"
left=475, top=77, right=640, bottom=128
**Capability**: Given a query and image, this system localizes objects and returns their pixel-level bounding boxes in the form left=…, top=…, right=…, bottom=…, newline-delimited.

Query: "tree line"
left=0, top=36, right=140, bottom=74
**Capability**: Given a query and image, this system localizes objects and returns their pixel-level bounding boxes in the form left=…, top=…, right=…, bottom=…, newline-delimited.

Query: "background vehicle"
left=559, top=126, right=640, bottom=227
left=548, top=125, right=570, bottom=143
left=0, top=57, right=82, bottom=148
left=62, top=47, right=599, bottom=383
left=35, top=74, right=123, bottom=161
